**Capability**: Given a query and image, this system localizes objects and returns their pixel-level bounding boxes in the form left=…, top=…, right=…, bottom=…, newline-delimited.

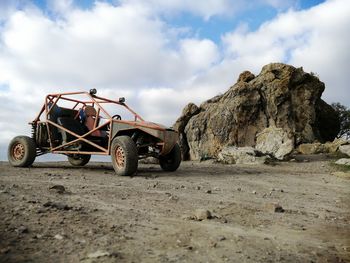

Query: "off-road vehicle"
left=8, top=90, right=181, bottom=176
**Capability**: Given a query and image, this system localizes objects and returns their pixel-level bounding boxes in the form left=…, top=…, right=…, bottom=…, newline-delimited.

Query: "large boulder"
left=218, top=146, right=268, bottom=164
left=173, top=103, right=200, bottom=159
left=255, top=126, right=294, bottom=160
left=174, top=63, right=340, bottom=160
left=339, top=145, right=350, bottom=157
left=297, top=139, right=348, bottom=154
left=335, top=158, right=350, bottom=166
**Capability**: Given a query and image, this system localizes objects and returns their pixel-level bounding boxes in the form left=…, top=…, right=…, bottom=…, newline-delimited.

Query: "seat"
left=83, top=106, right=103, bottom=137
left=48, top=103, right=79, bottom=144
left=79, top=106, right=108, bottom=138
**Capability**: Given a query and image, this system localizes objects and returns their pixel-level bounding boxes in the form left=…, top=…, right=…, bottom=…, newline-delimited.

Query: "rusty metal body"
left=30, top=91, right=178, bottom=158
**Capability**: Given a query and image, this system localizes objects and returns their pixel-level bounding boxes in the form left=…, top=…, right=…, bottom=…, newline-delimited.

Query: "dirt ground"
left=0, top=155, right=349, bottom=263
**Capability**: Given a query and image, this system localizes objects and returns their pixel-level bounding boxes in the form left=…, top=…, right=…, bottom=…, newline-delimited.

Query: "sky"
left=0, top=0, right=349, bottom=161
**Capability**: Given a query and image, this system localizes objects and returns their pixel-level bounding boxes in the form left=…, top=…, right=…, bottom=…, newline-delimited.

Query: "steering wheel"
left=112, top=114, right=122, bottom=120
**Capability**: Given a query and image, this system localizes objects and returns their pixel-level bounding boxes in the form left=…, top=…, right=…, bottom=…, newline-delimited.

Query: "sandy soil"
left=0, top=156, right=349, bottom=263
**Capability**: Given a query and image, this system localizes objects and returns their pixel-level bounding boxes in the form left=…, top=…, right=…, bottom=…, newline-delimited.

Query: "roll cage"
left=31, top=91, right=147, bottom=156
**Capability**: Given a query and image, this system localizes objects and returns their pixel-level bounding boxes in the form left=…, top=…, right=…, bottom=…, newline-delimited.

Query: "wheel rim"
left=71, top=155, right=81, bottom=160
left=12, top=143, right=25, bottom=161
left=115, top=146, right=125, bottom=168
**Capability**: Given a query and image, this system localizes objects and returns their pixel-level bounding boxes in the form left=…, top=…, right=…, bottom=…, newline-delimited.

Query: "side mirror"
left=119, top=97, right=125, bottom=103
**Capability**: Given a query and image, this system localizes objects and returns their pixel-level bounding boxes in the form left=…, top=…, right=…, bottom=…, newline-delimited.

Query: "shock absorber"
left=31, top=123, right=37, bottom=143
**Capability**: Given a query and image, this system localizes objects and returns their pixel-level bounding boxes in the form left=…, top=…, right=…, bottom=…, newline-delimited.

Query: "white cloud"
left=119, top=0, right=236, bottom=19
left=0, top=0, right=22, bottom=20
left=221, top=0, right=350, bottom=105
left=180, top=38, right=220, bottom=72
left=0, top=1, right=222, bottom=160
left=47, top=0, right=74, bottom=14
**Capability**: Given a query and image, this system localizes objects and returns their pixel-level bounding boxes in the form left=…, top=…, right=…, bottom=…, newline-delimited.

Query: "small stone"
left=87, top=250, right=110, bottom=258
left=54, top=234, right=64, bottom=240
left=218, top=236, right=226, bottom=241
left=0, top=247, right=10, bottom=254
left=75, top=239, right=86, bottom=244
left=275, top=205, right=285, bottom=213
left=237, top=187, right=242, bottom=191
left=343, top=246, right=350, bottom=252
left=16, top=226, right=29, bottom=234
left=169, top=195, right=179, bottom=201
left=194, top=209, right=212, bottom=221
left=37, top=207, right=47, bottom=214
left=49, top=185, right=65, bottom=194
left=265, top=203, right=285, bottom=213
left=181, top=215, right=191, bottom=220
left=252, top=190, right=257, bottom=194
left=206, top=190, right=212, bottom=194
left=43, top=201, right=72, bottom=210
left=196, top=186, right=201, bottom=190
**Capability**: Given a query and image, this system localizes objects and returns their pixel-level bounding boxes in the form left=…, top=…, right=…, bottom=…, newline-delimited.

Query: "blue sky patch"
left=28, top=0, right=327, bottom=44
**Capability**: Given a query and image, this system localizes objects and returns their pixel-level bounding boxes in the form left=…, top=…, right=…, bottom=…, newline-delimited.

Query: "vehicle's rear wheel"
left=8, top=136, right=36, bottom=167
left=67, top=154, right=91, bottom=166
left=159, top=143, right=181, bottom=172
left=111, top=136, right=138, bottom=176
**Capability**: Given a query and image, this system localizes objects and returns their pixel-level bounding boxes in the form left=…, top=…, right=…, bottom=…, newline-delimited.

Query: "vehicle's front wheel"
left=68, top=154, right=91, bottom=166
left=159, top=143, right=181, bottom=172
left=8, top=136, right=36, bottom=167
left=111, top=136, right=138, bottom=176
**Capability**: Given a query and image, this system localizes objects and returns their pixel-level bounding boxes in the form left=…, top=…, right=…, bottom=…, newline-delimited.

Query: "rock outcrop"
left=174, top=63, right=340, bottom=160
left=297, top=139, right=348, bottom=155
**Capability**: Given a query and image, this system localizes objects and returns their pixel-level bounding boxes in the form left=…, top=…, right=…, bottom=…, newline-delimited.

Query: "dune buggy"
left=8, top=90, right=181, bottom=176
